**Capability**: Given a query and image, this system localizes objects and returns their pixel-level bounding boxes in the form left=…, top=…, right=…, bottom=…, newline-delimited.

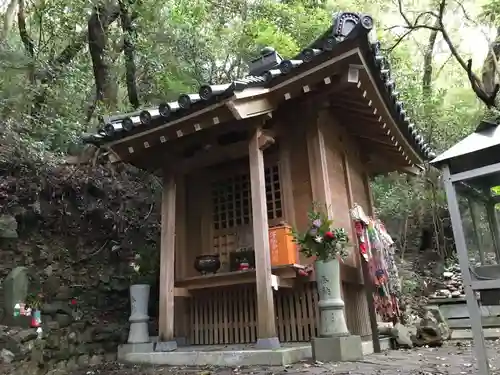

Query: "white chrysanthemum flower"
left=314, top=235, right=323, bottom=243
left=130, top=262, right=141, bottom=273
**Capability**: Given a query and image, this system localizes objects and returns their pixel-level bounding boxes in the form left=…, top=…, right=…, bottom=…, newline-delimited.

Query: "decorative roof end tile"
left=332, top=12, right=373, bottom=40
left=248, top=47, right=283, bottom=77
left=178, top=93, right=201, bottom=110
left=199, top=83, right=234, bottom=101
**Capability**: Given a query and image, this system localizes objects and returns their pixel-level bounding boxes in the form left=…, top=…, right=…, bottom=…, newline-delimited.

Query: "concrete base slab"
left=118, top=337, right=391, bottom=367
left=362, top=335, right=392, bottom=353
left=118, top=342, right=154, bottom=358
left=123, top=345, right=311, bottom=366
left=312, top=335, right=363, bottom=362
left=154, top=341, right=178, bottom=352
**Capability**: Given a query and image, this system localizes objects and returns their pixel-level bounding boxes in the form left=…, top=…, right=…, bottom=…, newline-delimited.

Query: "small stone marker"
left=4, top=267, right=29, bottom=318
left=0, top=215, right=18, bottom=238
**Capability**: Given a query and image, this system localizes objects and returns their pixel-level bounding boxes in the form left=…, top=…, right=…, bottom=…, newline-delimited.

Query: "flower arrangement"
left=129, top=248, right=158, bottom=285
left=291, top=203, right=349, bottom=262
left=25, top=292, right=44, bottom=310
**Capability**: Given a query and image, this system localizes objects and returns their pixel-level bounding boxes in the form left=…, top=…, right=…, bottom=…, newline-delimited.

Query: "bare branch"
left=391, top=0, right=500, bottom=109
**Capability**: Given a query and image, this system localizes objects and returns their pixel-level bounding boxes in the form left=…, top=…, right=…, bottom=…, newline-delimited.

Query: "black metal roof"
left=431, top=120, right=500, bottom=178
left=82, top=11, right=434, bottom=161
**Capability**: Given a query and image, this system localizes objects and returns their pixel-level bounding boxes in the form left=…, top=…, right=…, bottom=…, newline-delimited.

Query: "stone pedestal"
left=312, top=335, right=363, bottom=362
left=313, top=259, right=363, bottom=362
left=128, top=284, right=150, bottom=344
left=316, top=259, right=350, bottom=337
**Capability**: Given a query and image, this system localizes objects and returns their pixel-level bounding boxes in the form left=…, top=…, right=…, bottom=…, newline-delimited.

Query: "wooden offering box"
left=268, top=225, right=298, bottom=267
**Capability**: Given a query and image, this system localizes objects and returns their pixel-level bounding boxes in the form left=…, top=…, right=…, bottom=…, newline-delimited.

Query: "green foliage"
left=401, top=277, right=420, bottom=296
left=0, top=0, right=333, bottom=153
left=291, top=203, right=349, bottom=262
left=130, top=245, right=160, bottom=285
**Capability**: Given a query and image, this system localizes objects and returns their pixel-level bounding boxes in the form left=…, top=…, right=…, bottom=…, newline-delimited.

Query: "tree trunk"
left=481, top=26, right=500, bottom=98
left=88, top=3, right=120, bottom=111
left=422, top=19, right=440, bottom=97
left=119, top=0, right=139, bottom=109
left=30, top=2, right=120, bottom=118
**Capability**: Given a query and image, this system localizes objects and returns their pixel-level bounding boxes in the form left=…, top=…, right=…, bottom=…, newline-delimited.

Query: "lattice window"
left=212, top=173, right=251, bottom=230
left=211, top=164, right=283, bottom=231
left=265, top=165, right=282, bottom=220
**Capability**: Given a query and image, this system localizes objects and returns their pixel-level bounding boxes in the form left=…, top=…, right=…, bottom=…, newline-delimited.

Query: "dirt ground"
left=65, top=340, right=500, bottom=375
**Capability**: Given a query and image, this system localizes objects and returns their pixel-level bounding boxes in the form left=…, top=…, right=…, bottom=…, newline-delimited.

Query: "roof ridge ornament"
left=332, top=12, right=373, bottom=41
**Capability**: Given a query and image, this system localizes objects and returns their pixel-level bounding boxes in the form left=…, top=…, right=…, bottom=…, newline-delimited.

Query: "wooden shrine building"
left=84, top=12, right=434, bottom=349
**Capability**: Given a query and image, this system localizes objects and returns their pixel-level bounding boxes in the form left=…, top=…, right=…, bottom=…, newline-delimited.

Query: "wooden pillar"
left=174, top=175, right=189, bottom=344
left=361, top=171, right=382, bottom=353
left=157, top=171, right=178, bottom=351
left=249, top=127, right=280, bottom=349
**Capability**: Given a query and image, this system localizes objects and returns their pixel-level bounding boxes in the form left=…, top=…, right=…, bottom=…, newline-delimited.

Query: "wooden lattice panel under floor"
left=188, top=283, right=318, bottom=344
left=188, top=282, right=371, bottom=345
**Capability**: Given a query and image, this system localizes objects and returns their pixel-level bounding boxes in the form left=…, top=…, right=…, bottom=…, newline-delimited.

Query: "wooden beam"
left=278, top=132, right=296, bottom=228
left=177, top=140, right=248, bottom=172
left=341, top=153, right=360, bottom=268
left=365, top=153, right=421, bottom=176
left=227, top=89, right=276, bottom=120
left=249, top=127, right=280, bottom=349
left=355, top=67, right=423, bottom=166
left=175, top=269, right=297, bottom=290
left=257, top=129, right=276, bottom=150
left=158, top=172, right=177, bottom=344
left=306, top=111, right=333, bottom=217
left=174, top=288, right=191, bottom=297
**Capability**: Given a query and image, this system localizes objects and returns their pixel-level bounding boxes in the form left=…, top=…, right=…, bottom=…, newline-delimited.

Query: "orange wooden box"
left=268, top=225, right=298, bottom=266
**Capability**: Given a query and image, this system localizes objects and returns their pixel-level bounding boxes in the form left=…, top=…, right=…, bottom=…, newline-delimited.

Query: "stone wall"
left=0, top=153, right=163, bottom=373
left=0, top=241, right=139, bottom=374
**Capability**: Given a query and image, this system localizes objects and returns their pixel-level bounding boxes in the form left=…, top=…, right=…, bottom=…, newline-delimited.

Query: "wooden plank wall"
left=188, top=282, right=370, bottom=345
left=319, top=109, right=373, bottom=338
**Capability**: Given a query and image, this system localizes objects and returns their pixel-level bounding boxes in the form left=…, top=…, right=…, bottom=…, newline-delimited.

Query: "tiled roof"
left=82, top=11, right=435, bottom=161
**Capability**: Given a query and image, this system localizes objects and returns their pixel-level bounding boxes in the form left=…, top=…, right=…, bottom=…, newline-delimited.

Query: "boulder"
left=0, top=348, right=15, bottom=363
left=392, top=322, right=413, bottom=348
left=412, top=307, right=450, bottom=347
left=41, top=302, right=73, bottom=317
left=13, top=329, right=38, bottom=343
left=54, top=313, right=73, bottom=328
